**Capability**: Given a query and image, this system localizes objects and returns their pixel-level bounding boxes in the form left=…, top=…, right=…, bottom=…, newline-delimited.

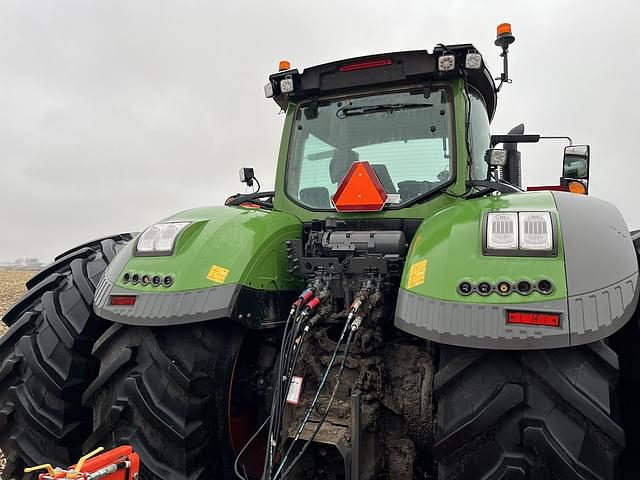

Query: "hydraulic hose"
left=269, top=297, right=324, bottom=473
left=264, top=282, right=324, bottom=478
left=276, top=317, right=360, bottom=479
left=271, top=280, right=377, bottom=478
left=263, top=309, right=295, bottom=478
left=234, top=415, right=271, bottom=480
left=270, top=314, right=352, bottom=479
left=265, top=297, right=304, bottom=478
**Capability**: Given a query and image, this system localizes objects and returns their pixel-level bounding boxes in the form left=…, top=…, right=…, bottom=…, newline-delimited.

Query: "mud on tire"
left=433, top=343, right=624, bottom=480
left=83, top=321, right=245, bottom=480
left=0, top=235, right=132, bottom=479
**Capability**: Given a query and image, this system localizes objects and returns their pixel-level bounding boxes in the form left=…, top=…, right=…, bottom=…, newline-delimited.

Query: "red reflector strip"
left=507, top=311, right=560, bottom=327
left=339, top=59, right=393, bottom=72
left=110, top=295, right=137, bottom=306
left=526, top=185, right=565, bottom=192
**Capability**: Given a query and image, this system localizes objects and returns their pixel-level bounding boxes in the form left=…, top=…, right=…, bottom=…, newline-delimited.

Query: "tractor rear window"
left=286, top=87, right=454, bottom=210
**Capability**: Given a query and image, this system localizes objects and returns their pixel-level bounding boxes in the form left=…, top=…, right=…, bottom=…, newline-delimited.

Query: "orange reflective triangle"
left=332, top=161, right=388, bottom=212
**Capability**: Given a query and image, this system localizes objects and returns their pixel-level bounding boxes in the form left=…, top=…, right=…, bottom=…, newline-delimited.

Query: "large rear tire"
left=0, top=235, right=132, bottom=479
left=611, top=230, right=640, bottom=479
left=433, top=343, right=624, bottom=480
left=83, top=321, right=245, bottom=480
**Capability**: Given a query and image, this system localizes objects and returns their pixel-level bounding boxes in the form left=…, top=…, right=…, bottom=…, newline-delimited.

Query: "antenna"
left=495, top=23, right=515, bottom=92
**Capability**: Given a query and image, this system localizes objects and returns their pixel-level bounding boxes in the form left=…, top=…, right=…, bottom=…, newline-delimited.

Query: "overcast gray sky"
left=1, top=0, right=638, bottom=262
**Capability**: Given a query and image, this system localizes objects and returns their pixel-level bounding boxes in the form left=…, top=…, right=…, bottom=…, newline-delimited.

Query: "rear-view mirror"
left=562, top=145, right=590, bottom=180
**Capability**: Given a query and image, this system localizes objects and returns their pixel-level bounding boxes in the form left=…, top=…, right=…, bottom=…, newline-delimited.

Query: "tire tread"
left=85, top=323, right=244, bottom=480
left=435, top=343, right=623, bottom=480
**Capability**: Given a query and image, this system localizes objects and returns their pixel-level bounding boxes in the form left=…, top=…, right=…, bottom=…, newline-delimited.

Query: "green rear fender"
left=401, top=192, right=567, bottom=304
left=395, top=191, right=639, bottom=349
left=94, top=206, right=304, bottom=328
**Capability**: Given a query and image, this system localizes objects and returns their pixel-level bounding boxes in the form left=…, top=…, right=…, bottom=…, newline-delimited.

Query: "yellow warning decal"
left=407, top=259, right=428, bottom=289
left=207, top=264, right=230, bottom=283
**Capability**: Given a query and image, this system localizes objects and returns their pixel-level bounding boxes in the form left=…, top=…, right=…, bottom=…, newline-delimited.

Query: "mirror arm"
left=490, top=134, right=540, bottom=147
left=539, top=136, right=573, bottom=146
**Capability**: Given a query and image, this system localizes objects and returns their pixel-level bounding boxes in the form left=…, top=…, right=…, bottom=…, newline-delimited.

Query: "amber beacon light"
left=278, top=60, right=291, bottom=71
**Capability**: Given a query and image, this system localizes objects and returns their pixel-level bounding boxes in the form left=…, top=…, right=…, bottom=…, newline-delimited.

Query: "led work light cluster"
left=265, top=60, right=296, bottom=98
left=264, top=47, right=484, bottom=100
left=458, top=278, right=554, bottom=297
left=437, top=51, right=483, bottom=72
left=135, top=222, right=191, bottom=256
left=122, top=272, right=174, bottom=288
left=484, top=211, right=555, bottom=256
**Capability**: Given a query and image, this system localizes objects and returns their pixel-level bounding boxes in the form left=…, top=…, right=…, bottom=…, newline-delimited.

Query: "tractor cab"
left=228, top=24, right=589, bottom=215
left=263, top=44, right=495, bottom=217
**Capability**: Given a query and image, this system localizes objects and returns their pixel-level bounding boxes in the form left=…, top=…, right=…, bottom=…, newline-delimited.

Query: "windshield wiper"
left=336, top=102, right=433, bottom=118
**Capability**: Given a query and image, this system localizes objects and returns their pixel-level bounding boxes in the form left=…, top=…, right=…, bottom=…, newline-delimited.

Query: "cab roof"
left=267, top=44, right=498, bottom=120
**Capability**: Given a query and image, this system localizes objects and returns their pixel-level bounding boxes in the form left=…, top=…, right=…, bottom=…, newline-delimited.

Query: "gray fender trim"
left=551, top=191, right=639, bottom=297
left=395, top=273, right=639, bottom=350
left=568, top=272, right=639, bottom=344
left=94, top=275, right=240, bottom=326
left=395, top=290, right=571, bottom=350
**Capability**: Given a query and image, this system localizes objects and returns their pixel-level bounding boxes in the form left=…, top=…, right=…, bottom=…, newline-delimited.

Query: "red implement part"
left=33, top=446, right=140, bottom=480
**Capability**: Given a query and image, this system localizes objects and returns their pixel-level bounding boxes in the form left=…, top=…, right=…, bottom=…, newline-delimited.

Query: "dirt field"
left=0, top=269, right=36, bottom=335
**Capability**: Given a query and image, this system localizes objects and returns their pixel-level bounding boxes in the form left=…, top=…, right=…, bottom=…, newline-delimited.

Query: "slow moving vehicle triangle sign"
left=332, top=161, right=388, bottom=212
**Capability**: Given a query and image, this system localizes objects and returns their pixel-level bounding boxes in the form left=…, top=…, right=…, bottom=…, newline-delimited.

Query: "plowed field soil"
left=0, top=269, right=35, bottom=334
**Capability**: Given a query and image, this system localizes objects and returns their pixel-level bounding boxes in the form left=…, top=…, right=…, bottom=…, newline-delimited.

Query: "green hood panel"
left=110, top=206, right=303, bottom=293
left=401, top=191, right=568, bottom=304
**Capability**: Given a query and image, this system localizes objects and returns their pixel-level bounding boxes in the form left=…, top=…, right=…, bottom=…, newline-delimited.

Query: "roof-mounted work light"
left=437, top=54, right=456, bottom=72
left=280, top=77, right=294, bottom=94
left=485, top=149, right=508, bottom=167
left=465, top=52, right=483, bottom=70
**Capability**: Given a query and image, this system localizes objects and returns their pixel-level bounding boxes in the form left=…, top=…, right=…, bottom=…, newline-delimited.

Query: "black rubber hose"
left=270, top=316, right=352, bottom=479
left=263, top=310, right=296, bottom=478
left=276, top=325, right=356, bottom=479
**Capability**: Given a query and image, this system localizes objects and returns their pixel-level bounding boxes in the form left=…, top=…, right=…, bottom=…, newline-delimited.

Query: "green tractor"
left=2, top=24, right=639, bottom=480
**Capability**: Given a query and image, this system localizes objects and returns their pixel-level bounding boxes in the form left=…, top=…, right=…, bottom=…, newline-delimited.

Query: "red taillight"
left=507, top=311, right=560, bottom=327
left=110, top=295, right=137, bottom=306
left=332, top=161, right=388, bottom=212
left=339, top=59, right=393, bottom=72
left=526, top=185, right=565, bottom=192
